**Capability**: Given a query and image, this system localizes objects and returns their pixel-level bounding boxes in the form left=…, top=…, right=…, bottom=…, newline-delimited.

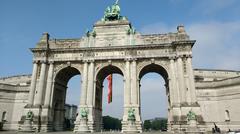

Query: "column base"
left=123, top=120, right=140, bottom=133
left=74, top=118, right=91, bottom=133
left=18, top=119, right=36, bottom=132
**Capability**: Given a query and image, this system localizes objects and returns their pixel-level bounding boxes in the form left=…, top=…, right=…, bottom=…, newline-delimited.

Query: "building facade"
left=0, top=1, right=240, bottom=133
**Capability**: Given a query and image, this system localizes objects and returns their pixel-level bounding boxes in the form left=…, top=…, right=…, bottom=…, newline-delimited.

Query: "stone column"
left=186, top=55, right=197, bottom=103
left=80, top=61, right=88, bottom=106
left=87, top=60, right=95, bottom=129
left=124, top=59, right=131, bottom=106
left=177, top=56, right=186, bottom=104
left=130, top=59, right=142, bottom=132
left=131, top=59, right=138, bottom=106
left=35, top=61, right=47, bottom=106
left=122, top=58, right=131, bottom=128
left=44, top=61, right=54, bottom=107
left=28, top=61, right=38, bottom=106
left=87, top=60, right=95, bottom=106
left=169, top=57, right=179, bottom=105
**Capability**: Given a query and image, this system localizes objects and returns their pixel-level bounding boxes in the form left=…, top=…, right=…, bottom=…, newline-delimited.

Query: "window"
left=1, top=111, right=7, bottom=122
left=225, top=110, right=230, bottom=122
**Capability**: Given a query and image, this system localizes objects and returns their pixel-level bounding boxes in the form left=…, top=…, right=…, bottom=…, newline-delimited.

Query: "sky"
left=1, top=0, right=240, bottom=120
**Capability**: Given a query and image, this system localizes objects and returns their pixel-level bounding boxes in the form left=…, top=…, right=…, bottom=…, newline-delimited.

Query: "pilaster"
left=44, top=61, right=54, bottom=107
left=27, top=60, right=39, bottom=106
left=177, top=56, right=186, bottom=104
left=34, top=60, right=47, bottom=106
left=186, top=55, right=197, bottom=103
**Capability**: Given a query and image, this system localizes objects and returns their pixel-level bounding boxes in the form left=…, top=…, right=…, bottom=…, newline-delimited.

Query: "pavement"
left=0, top=131, right=171, bottom=134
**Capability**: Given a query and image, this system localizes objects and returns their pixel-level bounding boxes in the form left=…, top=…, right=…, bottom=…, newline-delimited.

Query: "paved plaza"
left=0, top=131, right=171, bottom=134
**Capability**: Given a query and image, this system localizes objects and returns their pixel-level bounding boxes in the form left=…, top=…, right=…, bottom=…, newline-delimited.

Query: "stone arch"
left=137, top=60, right=169, bottom=81
left=52, top=65, right=82, bottom=131
left=137, top=61, right=171, bottom=127
left=94, top=63, right=125, bottom=131
left=53, top=64, right=82, bottom=81
left=95, top=62, right=125, bottom=82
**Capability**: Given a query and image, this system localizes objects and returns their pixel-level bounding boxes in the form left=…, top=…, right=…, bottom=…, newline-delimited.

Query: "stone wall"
left=194, top=69, right=240, bottom=81
left=0, top=76, right=30, bottom=130
left=195, top=69, right=240, bottom=131
left=0, top=74, right=31, bottom=85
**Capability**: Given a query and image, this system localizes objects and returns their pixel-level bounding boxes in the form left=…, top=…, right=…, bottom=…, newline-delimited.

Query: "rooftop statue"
left=102, top=0, right=127, bottom=21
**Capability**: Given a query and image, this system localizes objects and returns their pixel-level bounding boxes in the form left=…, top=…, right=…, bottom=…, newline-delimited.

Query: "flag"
left=107, top=74, right=112, bottom=104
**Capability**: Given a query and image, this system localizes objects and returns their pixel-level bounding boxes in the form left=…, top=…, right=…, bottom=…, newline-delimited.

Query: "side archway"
left=138, top=63, right=171, bottom=131
left=94, top=64, right=124, bottom=131
left=51, top=66, right=81, bottom=131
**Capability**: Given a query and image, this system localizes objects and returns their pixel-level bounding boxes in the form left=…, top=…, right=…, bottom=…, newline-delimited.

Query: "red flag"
left=107, top=74, right=112, bottom=104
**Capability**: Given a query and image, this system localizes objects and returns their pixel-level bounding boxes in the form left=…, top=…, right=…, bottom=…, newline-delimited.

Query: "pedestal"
left=19, top=119, right=35, bottom=132
left=185, top=120, right=201, bottom=134
left=75, top=118, right=90, bottom=133
left=125, top=120, right=138, bottom=133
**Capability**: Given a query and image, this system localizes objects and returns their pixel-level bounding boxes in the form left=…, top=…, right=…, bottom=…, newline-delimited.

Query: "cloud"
left=140, top=22, right=176, bottom=35
left=140, top=21, right=240, bottom=71
left=191, top=0, right=239, bottom=15
left=188, top=21, right=240, bottom=70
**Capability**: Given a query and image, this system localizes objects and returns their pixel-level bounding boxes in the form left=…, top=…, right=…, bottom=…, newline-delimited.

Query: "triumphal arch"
left=0, top=1, right=235, bottom=133
left=18, top=1, right=201, bottom=133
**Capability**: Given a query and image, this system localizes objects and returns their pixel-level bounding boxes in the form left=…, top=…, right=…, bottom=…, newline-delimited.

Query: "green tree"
left=143, top=120, right=151, bottom=131
left=151, top=119, right=161, bottom=130
left=150, top=118, right=168, bottom=131
left=103, top=116, right=121, bottom=131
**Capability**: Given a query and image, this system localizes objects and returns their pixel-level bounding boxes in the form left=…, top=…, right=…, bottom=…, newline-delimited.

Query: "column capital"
left=185, top=54, right=193, bottom=58
left=168, top=56, right=176, bottom=60
left=124, top=58, right=131, bottom=62
left=132, top=58, right=137, bottom=61
left=89, top=59, right=95, bottom=63
left=82, top=59, right=88, bottom=63
left=49, top=61, right=54, bottom=64
left=176, top=55, right=184, bottom=59
left=33, top=60, right=39, bottom=64
left=40, top=60, right=47, bottom=64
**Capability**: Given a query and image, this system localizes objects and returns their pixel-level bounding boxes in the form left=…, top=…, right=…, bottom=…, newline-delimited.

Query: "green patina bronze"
left=26, top=110, right=34, bottom=120
left=128, top=108, right=136, bottom=121
left=80, top=108, right=89, bottom=118
left=127, top=27, right=136, bottom=35
left=187, top=110, right=196, bottom=121
left=102, top=0, right=126, bottom=21
left=85, top=29, right=96, bottom=38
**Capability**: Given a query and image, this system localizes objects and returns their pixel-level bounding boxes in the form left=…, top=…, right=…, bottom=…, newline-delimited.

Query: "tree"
left=103, top=116, right=121, bottom=131
left=151, top=118, right=168, bottom=131
left=144, top=120, right=152, bottom=131
left=151, top=119, right=161, bottom=130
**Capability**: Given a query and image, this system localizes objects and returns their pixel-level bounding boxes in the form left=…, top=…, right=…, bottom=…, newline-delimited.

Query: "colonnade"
left=21, top=54, right=200, bottom=132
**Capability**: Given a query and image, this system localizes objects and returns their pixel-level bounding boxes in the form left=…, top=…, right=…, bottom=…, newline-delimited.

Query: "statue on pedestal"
left=77, top=108, right=90, bottom=133
left=19, top=110, right=35, bottom=132
left=186, top=110, right=201, bottom=134
left=126, top=108, right=138, bottom=133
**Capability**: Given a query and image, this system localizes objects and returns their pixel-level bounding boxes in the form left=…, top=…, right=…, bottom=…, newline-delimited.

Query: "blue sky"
left=1, top=0, right=240, bottom=120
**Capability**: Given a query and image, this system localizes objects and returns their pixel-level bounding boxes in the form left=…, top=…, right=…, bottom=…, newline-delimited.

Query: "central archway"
left=52, top=66, right=81, bottom=131
left=94, top=65, right=124, bottom=131
left=138, top=63, right=170, bottom=131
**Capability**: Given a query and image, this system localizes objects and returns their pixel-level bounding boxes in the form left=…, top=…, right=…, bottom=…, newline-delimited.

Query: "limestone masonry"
left=0, top=1, right=240, bottom=133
